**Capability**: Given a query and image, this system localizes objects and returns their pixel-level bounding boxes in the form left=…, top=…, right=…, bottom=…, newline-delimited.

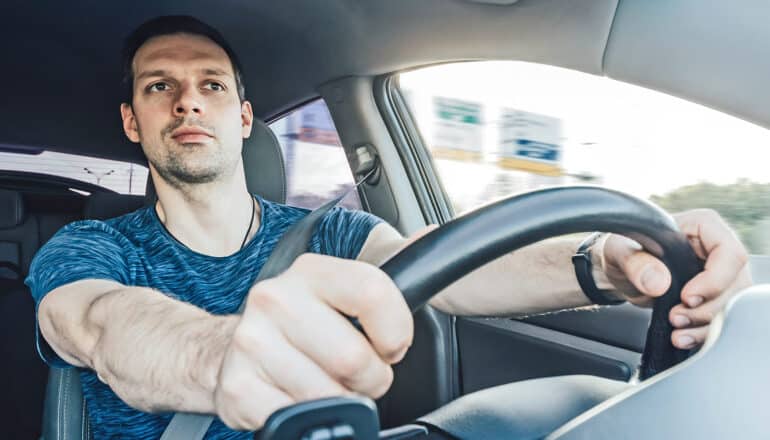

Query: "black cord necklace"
left=154, top=195, right=256, bottom=253
left=239, top=194, right=256, bottom=250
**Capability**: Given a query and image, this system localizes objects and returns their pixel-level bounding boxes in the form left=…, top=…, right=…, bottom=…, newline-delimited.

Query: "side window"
left=268, top=99, right=362, bottom=210
left=0, top=150, right=148, bottom=195
left=398, top=61, right=770, bottom=255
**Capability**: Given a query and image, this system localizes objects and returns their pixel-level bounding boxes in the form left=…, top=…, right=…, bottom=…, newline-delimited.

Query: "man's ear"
left=241, top=100, right=254, bottom=139
left=120, top=103, right=141, bottom=143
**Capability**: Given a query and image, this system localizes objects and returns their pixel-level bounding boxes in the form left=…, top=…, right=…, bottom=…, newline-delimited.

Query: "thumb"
left=623, top=252, right=672, bottom=297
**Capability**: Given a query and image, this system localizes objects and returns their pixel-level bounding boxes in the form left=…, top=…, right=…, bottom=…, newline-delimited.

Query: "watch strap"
left=572, top=232, right=624, bottom=305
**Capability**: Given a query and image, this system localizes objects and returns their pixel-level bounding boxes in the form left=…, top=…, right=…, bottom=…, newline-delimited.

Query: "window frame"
left=374, top=75, right=454, bottom=225
left=266, top=97, right=365, bottom=210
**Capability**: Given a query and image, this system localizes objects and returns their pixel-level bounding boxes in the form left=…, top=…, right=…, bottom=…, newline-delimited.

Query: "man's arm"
left=38, top=253, right=414, bottom=430
left=357, top=223, right=602, bottom=317
left=357, top=209, right=752, bottom=350
left=38, top=279, right=237, bottom=414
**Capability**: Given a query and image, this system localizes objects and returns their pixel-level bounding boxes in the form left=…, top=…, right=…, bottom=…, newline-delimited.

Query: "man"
left=27, top=15, right=751, bottom=438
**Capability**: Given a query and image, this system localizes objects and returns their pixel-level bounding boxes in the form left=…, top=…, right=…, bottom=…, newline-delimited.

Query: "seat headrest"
left=144, top=119, right=286, bottom=204
left=242, top=119, right=287, bottom=204
left=83, top=193, right=145, bottom=220
left=0, top=189, right=25, bottom=229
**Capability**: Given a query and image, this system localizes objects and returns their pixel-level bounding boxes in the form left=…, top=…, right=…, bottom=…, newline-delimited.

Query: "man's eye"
left=147, top=82, right=169, bottom=92
left=204, top=82, right=225, bottom=91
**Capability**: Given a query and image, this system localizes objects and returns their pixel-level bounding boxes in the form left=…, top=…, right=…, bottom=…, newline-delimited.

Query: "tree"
left=650, top=180, right=770, bottom=254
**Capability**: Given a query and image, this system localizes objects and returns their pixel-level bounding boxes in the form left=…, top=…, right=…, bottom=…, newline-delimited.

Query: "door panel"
left=519, top=303, right=650, bottom=352
left=457, top=317, right=640, bottom=394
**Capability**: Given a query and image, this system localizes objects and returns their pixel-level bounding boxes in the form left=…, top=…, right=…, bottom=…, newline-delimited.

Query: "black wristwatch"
left=572, top=232, right=625, bottom=306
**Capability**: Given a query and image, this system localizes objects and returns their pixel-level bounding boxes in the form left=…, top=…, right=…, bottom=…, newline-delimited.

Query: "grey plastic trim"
left=374, top=76, right=452, bottom=225
left=318, top=75, right=458, bottom=427
left=549, top=285, right=770, bottom=439
left=749, top=255, right=770, bottom=283
left=519, top=303, right=651, bottom=352
left=603, top=0, right=770, bottom=129
left=462, top=317, right=641, bottom=373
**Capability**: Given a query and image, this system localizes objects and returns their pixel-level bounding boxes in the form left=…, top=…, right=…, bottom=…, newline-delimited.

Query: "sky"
left=399, top=61, right=770, bottom=201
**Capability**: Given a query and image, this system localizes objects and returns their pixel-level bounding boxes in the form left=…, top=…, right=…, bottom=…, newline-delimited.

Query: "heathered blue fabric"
left=25, top=195, right=383, bottom=439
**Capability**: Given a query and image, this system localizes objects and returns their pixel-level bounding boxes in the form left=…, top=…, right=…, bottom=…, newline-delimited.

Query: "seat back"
left=0, top=189, right=49, bottom=439
left=42, top=120, right=286, bottom=439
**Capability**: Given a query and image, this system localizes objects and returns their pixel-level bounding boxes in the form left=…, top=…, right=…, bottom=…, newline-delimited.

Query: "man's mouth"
left=171, top=127, right=214, bottom=144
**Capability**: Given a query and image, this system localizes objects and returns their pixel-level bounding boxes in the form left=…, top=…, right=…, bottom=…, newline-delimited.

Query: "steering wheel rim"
left=380, top=186, right=703, bottom=379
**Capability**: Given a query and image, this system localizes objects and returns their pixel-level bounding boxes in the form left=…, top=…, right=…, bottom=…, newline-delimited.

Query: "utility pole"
left=128, top=163, right=134, bottom=194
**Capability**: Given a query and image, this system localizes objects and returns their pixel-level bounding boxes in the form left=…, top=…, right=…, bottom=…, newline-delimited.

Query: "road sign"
left=499, top=109, right=563, bottom=175
left=432, top=97, right=483, bottom=161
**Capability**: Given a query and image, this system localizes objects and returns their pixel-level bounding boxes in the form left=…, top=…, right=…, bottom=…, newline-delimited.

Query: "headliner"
left=0, top=0, right=618, bottom=164
left=2, top=0, right=769, bottom=164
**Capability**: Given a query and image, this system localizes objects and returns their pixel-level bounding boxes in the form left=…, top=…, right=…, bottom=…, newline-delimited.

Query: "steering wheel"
left=259, top=186, right=704, bottom=439
left=381, top=186, right=703, bottom=380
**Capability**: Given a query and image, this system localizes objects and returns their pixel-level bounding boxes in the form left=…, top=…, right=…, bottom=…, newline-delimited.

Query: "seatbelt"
left=161, top=170, right=373, bottom=440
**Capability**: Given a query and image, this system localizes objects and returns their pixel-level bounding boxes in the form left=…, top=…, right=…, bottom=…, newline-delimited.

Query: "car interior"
left=2, top=0, right=770, bottom=438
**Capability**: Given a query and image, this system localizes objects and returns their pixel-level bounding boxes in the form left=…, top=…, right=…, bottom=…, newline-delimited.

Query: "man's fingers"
left=619, top=251, right=672, bottom=298
left=669, top=298, right=724, bottom=328
left=247, top=271, right=398, bottom=398
left=289, top=253, right=414, bottom=364
left=674, top=209, right=749, bottom=305
left=218, top=379, right=293, bottom=431
left=233, top=311, right=350, bottom=401
left=680, top=244, right=748, bottom=305
left=215, top=341, right=294, bottom=431
left=671, top=267, right=752, bottom=328
left=671, top=325, right=710, bottom=350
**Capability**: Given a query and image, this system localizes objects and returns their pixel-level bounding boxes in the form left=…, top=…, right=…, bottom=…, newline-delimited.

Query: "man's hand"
left=600, top=209, right=752, bottom=350
left=213, top=253, right=413, bottom=431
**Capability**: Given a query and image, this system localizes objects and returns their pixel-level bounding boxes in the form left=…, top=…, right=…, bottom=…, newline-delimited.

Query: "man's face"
left=120, top=33, right=253, bottom=188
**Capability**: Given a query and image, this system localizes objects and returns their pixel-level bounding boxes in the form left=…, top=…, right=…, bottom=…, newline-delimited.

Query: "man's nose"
left=173, top=85, right=204, bottom=116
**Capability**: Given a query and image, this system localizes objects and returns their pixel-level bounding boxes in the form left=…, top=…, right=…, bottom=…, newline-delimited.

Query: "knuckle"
left=251, top=409, right=272, bottom=431
left=695, top=307, right=716, bottom=324
left=380, top=330, right=412, bottom=363
left=357, top=266, right=398, bottom=306
left=669, top=305, right=685, bottom=320
left=733, top=245, right=749, bottom=266
left=218, top=411, right=244, bottom=431
left=248, top=281, right=288, bottom=313
left=231, top=323, right=261, bottom=353
left=335, top=343, right=373, bottom=380
left=371, top=365, right=394, bottom=399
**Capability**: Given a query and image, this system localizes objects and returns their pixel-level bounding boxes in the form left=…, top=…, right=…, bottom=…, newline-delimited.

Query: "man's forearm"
left=84, top=287, right=238, bottom=414
left=428, top=236, right=613, bottom=316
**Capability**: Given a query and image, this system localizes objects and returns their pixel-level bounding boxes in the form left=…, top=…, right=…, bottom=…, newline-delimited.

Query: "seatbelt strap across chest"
left=160, top=185, right=365, bottom=439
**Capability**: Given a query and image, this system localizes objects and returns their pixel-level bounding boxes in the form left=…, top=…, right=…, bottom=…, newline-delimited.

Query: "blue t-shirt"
left=25, top=195, right=383, bottom=439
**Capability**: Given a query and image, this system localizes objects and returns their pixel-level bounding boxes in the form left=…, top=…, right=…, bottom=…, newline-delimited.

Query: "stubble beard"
left=144, top=117, right=240, bottom=191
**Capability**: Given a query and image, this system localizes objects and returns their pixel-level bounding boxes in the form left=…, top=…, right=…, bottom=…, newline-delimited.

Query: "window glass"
left=268, top=99, right=362, bottom=210
left=0, top=150, right=148, bottom=195
left=398, top=61, right=770, bottom=254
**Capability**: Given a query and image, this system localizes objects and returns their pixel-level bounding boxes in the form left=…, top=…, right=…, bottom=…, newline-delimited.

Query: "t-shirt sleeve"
left=24, top=221, right=132, bottom=367
left=315, top=207, right=385, bottom=260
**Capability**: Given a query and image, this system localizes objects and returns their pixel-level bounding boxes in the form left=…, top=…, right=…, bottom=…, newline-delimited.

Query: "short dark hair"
left=121, top=15, right=246, bottom=104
